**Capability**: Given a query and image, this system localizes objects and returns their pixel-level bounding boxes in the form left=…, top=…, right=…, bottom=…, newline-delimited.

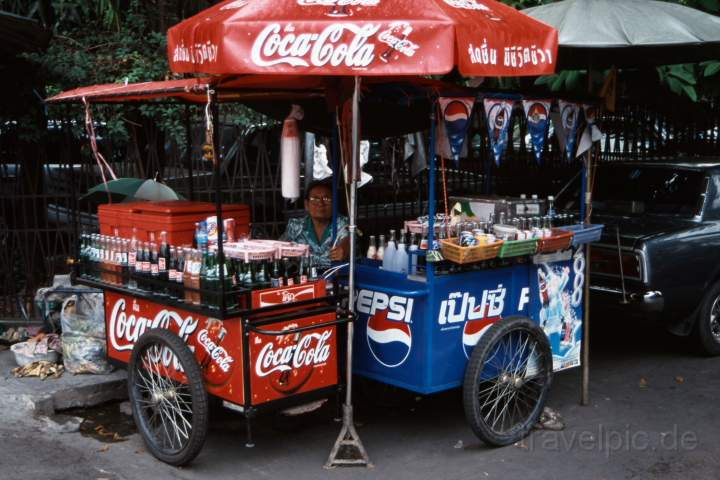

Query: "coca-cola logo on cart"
left=198, top=329, right=234, bottom=373
left=258, top=285, right=316, bottom=307
left=251, top=23, right=382, bottom=68
left=109, top=298, right=198, bottom=352
left=255, top=329, right=332, bottom=378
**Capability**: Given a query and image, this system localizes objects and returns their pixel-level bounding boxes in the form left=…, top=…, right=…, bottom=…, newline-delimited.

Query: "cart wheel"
left=128, top=329, right=209, bottom=466
left=463, top=316, right=552, bottom=447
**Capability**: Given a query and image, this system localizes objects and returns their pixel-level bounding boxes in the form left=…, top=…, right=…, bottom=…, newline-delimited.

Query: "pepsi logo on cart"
left=366, top=310, right=413, bottom=368
left=462, top=316, right=501, bottom=359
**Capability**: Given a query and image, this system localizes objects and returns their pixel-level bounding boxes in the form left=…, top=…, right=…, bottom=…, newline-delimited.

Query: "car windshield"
left=593, top=165, right=706, bottom=217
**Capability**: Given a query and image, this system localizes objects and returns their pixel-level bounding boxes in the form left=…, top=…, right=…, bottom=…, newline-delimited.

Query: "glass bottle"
left=158, top=231, right=169, bottom=295
left=150, top=240, right=159, bottom=293
left=299, top=254, right=309, bottom=284
left=419, top=226, right=428, bottom=251
left=223, top=255, right=237, bottom=310
left=366, top=235, right=377, bottom=260
left=377, top=234, right=386, bottom=260
left=408, top=233, right=419, bottom=275
left=256, top=259, right=270, bottom=288
left=206, top=251, right=219, bottom=310
left=270, top=259, right=281, bottom=288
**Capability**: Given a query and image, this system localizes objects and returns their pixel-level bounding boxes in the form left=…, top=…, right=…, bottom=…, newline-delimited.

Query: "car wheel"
left=695, top=283, right=720, bottom=356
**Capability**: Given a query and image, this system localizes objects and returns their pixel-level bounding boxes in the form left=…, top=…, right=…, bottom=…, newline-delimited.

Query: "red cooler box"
left=98, top=202, right=147, bottom=237
left=99, top=201, right=250, bottom=246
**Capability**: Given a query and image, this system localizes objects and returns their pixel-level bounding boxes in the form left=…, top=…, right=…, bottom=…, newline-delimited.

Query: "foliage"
left=1, top=0, right=265, bottom=146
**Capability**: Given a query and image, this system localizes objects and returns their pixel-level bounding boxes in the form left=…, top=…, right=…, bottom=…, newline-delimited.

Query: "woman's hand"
left=329, top=237, right=350, bottom=261
left=329, top=245, right=345, bottom=261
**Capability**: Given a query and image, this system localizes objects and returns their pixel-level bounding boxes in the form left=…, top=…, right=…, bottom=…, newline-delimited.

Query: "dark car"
left=589, top=161, right=720, bottom=355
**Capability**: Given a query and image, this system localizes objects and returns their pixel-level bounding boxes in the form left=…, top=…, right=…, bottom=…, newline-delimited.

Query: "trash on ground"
left=534, top=406, right=565, bottom=431
left=61, top=294, right=113, bottom=375
left=13, top=360, right=64, bottom=380
left=11, top=333, right=63, bottom=367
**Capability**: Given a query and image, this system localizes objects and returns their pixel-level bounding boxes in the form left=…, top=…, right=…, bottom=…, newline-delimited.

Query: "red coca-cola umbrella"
left=168, top=0, right=558, bottom=77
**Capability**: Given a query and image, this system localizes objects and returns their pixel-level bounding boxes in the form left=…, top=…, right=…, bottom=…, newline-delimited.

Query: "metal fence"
left=2, top=97, right=720, bottom=320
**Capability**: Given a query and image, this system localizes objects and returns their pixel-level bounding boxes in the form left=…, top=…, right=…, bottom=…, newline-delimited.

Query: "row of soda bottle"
left=78, top=231, right=319, bottom=310
left=365, top=210, right=579, bottom=268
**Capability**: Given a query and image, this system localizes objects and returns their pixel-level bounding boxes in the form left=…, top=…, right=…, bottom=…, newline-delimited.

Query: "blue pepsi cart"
left=347, top=108, right=601, bottom=446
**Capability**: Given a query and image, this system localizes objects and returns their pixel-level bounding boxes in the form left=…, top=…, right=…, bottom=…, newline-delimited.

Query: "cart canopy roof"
left=46, top=75, right=474, bottom=137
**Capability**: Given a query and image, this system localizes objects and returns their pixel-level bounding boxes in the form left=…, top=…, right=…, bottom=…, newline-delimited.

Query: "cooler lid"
left=134, top=200, right=249, bottom=216
left=97, top=201, right=149, bottom=214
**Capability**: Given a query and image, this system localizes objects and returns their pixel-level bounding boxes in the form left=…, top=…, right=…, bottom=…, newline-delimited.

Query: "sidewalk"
left=0, top=350, right=127, bottom=416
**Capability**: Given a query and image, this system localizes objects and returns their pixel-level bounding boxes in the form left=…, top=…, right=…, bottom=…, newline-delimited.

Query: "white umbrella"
left=523, top=0, right=720, bottom=69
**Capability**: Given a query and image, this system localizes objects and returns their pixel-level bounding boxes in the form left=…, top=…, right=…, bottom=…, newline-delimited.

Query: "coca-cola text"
left=250, top=23, right=381, bottom=68
left=255, top=330, right=332, bottom=377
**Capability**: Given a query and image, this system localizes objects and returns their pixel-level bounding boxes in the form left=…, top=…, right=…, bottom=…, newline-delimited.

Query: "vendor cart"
left=47, top=0, right=577, bottom=468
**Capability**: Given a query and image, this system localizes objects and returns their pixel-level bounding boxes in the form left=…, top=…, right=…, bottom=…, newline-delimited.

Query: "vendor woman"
left=280, top=179, right=349, bottom=268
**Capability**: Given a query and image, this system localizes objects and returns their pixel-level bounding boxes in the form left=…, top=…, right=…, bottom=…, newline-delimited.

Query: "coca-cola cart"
left=91, top=277, right=347, bottom=466
left=47, top=0, right=578, bottom=468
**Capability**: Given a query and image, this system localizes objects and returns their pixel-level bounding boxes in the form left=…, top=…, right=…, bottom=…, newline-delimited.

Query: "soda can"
left=460, top=231, right=477, bottom=247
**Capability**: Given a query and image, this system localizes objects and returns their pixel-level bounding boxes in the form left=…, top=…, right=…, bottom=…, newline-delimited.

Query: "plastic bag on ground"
left=61, top=294, right=113, bottom=375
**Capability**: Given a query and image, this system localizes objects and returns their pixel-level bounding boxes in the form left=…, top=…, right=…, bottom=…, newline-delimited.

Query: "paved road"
left=2, top=316, right=719, bottom=480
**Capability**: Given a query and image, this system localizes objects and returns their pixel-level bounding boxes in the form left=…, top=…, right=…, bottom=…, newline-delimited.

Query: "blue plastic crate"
left=564, top=223, right=604, bottom=247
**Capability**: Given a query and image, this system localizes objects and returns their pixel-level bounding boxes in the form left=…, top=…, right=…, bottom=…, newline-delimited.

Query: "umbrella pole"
left=326, top=76, right=371, bottom=469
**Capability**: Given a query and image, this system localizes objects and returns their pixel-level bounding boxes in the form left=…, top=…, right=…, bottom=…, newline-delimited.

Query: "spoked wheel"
left=128, top=329, right=209, bottom=466
left=463, top=316, right=552, bottom=446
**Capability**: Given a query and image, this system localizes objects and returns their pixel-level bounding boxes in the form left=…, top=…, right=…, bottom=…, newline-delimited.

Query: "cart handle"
left=246, top=316, right=352, bottom=336
left=353, top=283, right=428, bottom=298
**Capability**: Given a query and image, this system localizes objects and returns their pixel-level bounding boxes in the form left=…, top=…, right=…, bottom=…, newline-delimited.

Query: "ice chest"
left=100, top=201, right=250, bottom=246
left=98, top=202, right=147, bottom=237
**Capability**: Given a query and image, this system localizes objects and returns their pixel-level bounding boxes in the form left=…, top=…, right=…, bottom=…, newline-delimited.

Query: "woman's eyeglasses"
left=308, top=196, right=332, bottom=204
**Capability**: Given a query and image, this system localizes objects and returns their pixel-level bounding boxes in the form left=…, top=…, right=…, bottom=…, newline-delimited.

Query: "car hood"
left=592, top=214, right=697, bottom=248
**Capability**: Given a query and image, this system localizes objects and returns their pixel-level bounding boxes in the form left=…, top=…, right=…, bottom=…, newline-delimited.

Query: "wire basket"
left=536, top=229, right=574, bottom=254
left=498, top=238, right=538, bottom=258
left=440, top=238, right=503, bottom=264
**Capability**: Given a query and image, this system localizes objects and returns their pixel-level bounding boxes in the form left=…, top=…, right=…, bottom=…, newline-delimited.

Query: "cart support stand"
left=581, top=150, right=593, bottom=406
left=326, top=76, right=371, bottom=469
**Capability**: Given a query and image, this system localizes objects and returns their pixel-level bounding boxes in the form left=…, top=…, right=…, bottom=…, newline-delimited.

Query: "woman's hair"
left=305, top=179, right=333, bottom=200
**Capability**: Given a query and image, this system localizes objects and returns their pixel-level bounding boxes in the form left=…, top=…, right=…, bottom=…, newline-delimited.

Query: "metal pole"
left=211, top=90, right=227, bottom=316
left=581, top=149, right=592, bottom=406
left=325, top=76, right=370, bottom=468
left=185, top=105, right=195, bottom=201
left=304, top=132, right=315, bottom=192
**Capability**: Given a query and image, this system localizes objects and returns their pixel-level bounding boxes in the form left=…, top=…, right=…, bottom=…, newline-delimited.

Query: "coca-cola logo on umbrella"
left=378, top=22, right=419, bottom=62
left=251, top=23, right=382, bottom=68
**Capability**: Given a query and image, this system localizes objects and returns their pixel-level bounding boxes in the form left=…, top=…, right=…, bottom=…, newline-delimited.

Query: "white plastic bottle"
left=393, top=230, right=409, bottom=274
left=382, top=229, right=397, bottom=270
